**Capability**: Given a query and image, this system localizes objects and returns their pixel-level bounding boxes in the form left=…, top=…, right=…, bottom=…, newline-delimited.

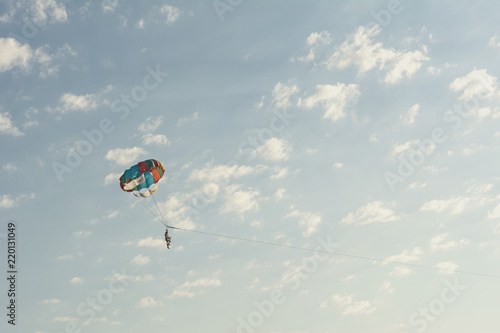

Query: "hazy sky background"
left=1, top=1, right=500, bottom=332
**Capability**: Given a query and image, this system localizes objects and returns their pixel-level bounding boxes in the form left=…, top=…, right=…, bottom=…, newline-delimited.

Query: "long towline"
left=138, top=197, right=500, bottom=280
left=165, top=224, right=500, bottom=280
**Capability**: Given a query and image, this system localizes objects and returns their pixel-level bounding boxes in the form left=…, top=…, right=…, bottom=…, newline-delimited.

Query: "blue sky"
left=1, top=1, right=500, bottom=332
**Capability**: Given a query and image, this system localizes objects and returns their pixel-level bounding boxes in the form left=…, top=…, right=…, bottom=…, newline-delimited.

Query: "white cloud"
left=130, top=254, right=151, bottom=265
left=298, top=83, right=360, bottom=121
left=429, top=233, right=470, bottom=252
left=138, top=116, right=162, bottom=133
left=407, top=181, right=427, bottom=190
left=221, top=185, right=260, bottom=216
left=326, top=25, right=396, bottom=74
left=102, top=0, right=119, bottom=13
left=132, top=274, right=154, bottom=282
left=488, top=36, right=500, bottom=48
left=331, top=294, right=375, bottom=315
left=250, top=220, right=262, bottom=228
left=389, top=266, right=415, bottom=277
left=142, top=133, right=170, bottom=146
left=137, top=296, right=164, bottom=308
left=252, top=138, right=292, bottom=161
left=56, top=93, right=98, bottom=113
left=23, top=120, right=39, bottom=129
left=342, top=275, right=356, bottom=282
left=272, top=82, right=300, bottom=108
left=105, top=147, right=148, bottom=165
left=70, top=277, right=83, bottom=284
left=379, top=281, right=394, bottom=294
left=40, top=298, right=61, bottom=305
left=11, top=43, right=77, bottom=78
left=53, top=317, right=78, bottom=322
left=487, top=202, right=500, bottom=219
left=333, top=162, right=344, bottom=169
left=0, top=38, right=32, bottom=72
left=297, top=31, right=332, bottom=63
left=419, top=183, right=495, bottom=215
left=468, top=107, right=491, bottom=121
left=369, top=133, right=379, bottom=143
left=341, top=201, right=400, bottom=225
left=450, top=69, right=498, bottom=100
left=135, top=18, right=145, bottom=29
left=270, top=166, right=289, bottom=179
left=401, top=104, right=419, bottom=125
left=0, top=193, right=35, bottom=209
left=35, top=46, right=58, bottom=78
left=0, top=5, right=16, bottom=23
left=307, top=31, right=331, bottom=46
left=189, top=163, right=264, bottom=183
left=383, top=247, right=423, bottom=265
left=125, top=236, right=165, bottom=250
left=427, top=66, right=441, bottom=75
left=0, top=112, right=23, bottom=137
left=285, top=209, right=322, bottom=237
left=177, top=112, right=198, bottom=127
left=160, top=5, right=181, bottom=24
left=170, top=277, right=221, bottom=298
left=389, top=139, right=420, bottom=159
left=461, top=144, right=486, bottom=156
left=384, top=50, right=429, bottom=84
left=30, top=0, right=68, bottom=24
left=56, top=254, right=73, bottom=260
left=157, top=194, right=196, bottom=230
left=325, top=25, right=429, bottom=83
left=0, top=195, right=16, bottom=209
left=107, top=210, right=118, bottom=219
left=434, top=261, right=459, bottom=274
left=274, top=188, right=286, bottom=201
left=104, top=172, right=122, bottom=185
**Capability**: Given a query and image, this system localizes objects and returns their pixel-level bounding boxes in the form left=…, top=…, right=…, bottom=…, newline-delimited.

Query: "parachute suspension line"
left=151, top=193, right=168, bottom=226
left=134, top=196, right=167, bottom=228
left=165, top=225, right=500, bottom=280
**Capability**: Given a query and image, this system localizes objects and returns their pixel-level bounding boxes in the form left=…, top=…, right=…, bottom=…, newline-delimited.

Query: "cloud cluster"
left=325, top=25, right=429, bottom=84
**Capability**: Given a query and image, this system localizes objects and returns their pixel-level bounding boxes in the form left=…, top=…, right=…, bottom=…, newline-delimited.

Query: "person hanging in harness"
left=164, top=228, right=171, bottom=249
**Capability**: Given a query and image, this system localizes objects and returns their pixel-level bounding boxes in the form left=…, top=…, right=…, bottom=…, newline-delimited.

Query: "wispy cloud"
left=429, top=233, right=470, bottom=252
left=0, top=38, right=32, bottom=72
left=325, top=25, right=429, bottom=84
left=272, top=82, right=299, bottom=108
left=0, top=193, right=35, bottom=209
left=160, top=5, right=181, bottom=24
left=137, top=296, right=164, bottom=308
left=298, top=83, right=360, bottom=121
left=383, top=247, right=423, bottom=265
left=138, top=116, right=163, bottom=133
left=341, top=201, right=400, bottom=225
left=170, top=276, right=221, bottom=298
left=252, top=138, right=292, bottom=161
left=105, top=147, right=148, bottom=166
left=329, top=294, right=376, bottom=315
left=130, top=254, right=151, bottom=265
left=419, top=183, right=495, bottom=215
left=285, top=209, right=322, bottom=236
left=0, top=111, right=23, bottom=137
left=401, top=104, right=419, bottom=125
left=221, top=185, right=260, bottom=216
left=142, top=133, right=170, bottom=146
left=29, top=0, right=68, bottom=24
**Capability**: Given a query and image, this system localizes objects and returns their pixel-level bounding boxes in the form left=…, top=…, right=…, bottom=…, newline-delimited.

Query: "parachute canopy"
left=119, top=159, right=165, bottom=197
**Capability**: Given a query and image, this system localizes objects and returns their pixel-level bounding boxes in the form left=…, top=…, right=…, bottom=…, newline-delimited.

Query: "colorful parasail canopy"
left=119, top=159, right=165, bottom=197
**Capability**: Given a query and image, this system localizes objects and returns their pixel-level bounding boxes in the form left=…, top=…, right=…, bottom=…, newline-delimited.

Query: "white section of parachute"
left=132, top=183, right=158, bottom=198
left=123, top=173, right=145, bottom=191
